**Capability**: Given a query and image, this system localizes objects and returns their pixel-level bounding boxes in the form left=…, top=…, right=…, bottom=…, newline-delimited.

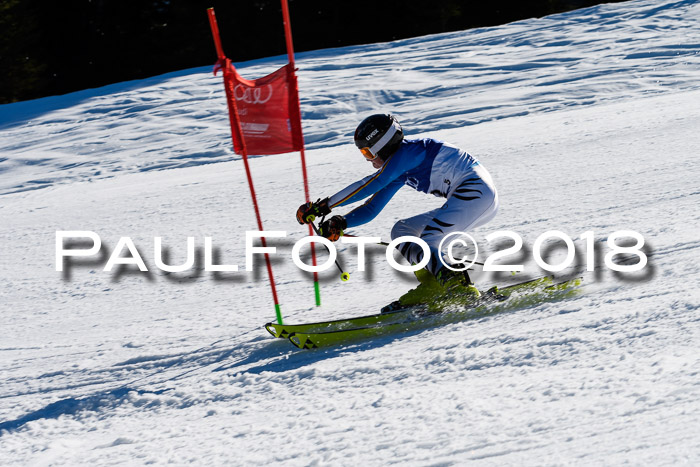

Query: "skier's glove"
left=296, top=198, right=331, bottom=225
left=319, top=215, right=347, bottom=242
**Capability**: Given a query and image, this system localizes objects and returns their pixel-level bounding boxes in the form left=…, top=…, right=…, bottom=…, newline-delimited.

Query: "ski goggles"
left=359, top=147, right=378, bottom=161
left=358, top=121, right=400, bottom=161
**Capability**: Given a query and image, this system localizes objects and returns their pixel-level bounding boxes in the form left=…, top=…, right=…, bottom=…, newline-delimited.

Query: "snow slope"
left=1, top=0, right=700, bottom=464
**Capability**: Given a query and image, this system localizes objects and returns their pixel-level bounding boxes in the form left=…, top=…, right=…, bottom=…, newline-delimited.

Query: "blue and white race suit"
left=328, top=138, right=499, bottom=275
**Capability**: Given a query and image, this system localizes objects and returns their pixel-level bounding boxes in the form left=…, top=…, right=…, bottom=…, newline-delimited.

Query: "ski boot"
left=435, top=267, right=481, bottom=307
left=398, top=266, right=481, bottom=309
left=398, top=268, right=445, bottom=307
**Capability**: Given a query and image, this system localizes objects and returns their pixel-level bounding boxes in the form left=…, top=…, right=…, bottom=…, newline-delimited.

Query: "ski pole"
left=342, top=233, right=498, bottom=270
left=309, top=221, right=350, bottom=282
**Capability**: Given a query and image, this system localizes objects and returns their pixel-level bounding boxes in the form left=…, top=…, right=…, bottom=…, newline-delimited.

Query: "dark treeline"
left=0, top=0, right=626, bottom=104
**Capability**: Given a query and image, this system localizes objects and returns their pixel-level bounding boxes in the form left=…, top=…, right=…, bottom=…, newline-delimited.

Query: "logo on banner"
left=234, top=84, right=273, bottom=104
left=241, top=122, right=271, bottom=135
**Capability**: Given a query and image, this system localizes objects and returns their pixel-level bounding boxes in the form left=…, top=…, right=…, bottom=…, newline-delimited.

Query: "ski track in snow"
left=1, top=0, right=700, bottom=464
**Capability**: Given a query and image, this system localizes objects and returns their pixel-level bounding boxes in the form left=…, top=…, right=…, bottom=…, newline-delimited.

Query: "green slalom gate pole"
left=275, top=303, right=283, bottom=326
left=280, top=0, right=321, bottom=308
left=314, top=281, right=322, bottom=307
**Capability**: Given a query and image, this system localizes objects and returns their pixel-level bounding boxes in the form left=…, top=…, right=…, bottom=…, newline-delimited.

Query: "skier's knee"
left=390, top=220, right=408, bottom=240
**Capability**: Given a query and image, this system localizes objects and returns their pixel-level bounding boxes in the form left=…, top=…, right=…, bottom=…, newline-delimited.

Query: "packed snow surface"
left=1, top=0, right=700, bottom=464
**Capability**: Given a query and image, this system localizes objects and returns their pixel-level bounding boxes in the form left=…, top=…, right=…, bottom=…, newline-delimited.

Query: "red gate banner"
left=217, top=61, right=303, bottom=156
left=208, top=4, right=320, bottom=321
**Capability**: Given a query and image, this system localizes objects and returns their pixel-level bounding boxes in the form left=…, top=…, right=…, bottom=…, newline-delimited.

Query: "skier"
left=296, top=114, right=499, bottom=306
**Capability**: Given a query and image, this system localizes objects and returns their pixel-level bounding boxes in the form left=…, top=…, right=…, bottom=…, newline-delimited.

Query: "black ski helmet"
left=354, top=114, right=404, bottom=160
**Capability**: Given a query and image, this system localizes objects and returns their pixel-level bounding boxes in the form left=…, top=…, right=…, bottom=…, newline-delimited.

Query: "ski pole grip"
left=306, top=214, right=316, bottom=223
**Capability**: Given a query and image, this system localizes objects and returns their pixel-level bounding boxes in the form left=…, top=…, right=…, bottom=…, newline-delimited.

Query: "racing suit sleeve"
left=327, top=151, right=413, bottom=208
left=343, top=178, right=403, bottom=228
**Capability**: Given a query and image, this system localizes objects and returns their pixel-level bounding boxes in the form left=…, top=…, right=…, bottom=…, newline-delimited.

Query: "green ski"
left=265, top=276, right=582, bottom=347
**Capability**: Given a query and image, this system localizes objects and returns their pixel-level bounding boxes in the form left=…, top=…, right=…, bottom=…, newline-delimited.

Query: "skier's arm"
left=327, top=153, right=405, bottom=209
left=295, top=153, right=404, bottom=226
left=344, top=179, right=403, bottom=228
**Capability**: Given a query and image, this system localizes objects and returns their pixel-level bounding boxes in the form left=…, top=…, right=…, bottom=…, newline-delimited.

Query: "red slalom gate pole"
left=208, top=8, right=284, bottom=325
left=207, top=8, right=225, bottom=61
left=280, top=0, right=322, bottom=306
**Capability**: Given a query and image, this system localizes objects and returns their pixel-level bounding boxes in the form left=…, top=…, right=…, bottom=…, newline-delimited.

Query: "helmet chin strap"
left=369, top=121, right=399, bottom=155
